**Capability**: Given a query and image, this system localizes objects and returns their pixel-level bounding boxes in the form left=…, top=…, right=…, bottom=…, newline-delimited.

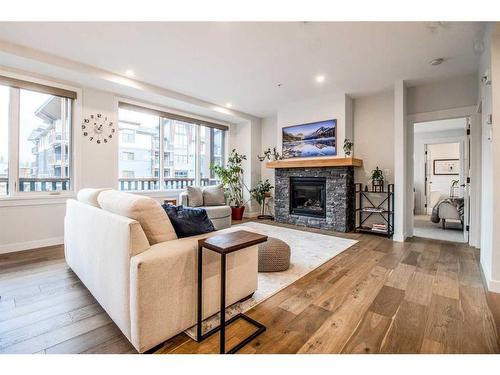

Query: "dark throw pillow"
left=161, top=204, right=215, bottom=238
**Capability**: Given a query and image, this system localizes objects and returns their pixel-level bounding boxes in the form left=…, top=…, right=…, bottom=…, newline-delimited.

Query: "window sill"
left=0, top=193, right=76, bottom=207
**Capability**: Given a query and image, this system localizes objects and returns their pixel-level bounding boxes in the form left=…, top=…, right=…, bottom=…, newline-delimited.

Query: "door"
left=424, top=144, right=432, bottom=215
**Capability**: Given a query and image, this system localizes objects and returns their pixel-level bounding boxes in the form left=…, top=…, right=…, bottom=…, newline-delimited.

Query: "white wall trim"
left=487, top=279, right=500, bottom=293
left=0, top=236, right=64, bottom=255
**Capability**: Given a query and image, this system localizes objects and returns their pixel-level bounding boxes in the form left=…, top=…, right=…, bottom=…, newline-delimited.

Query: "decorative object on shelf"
left=257, top=147, right=282, bottom=162
left=354, top=183, right=395, bottom=238
left=211, top=149, right=250, bottom=220
left=343, top=138, right=354, bottom=156
left=282, top=119, right=337, bottom=158
left=163, top=198, right=177, bottom=206
left=250, top=179, right=274, bottom=220
left=433, top=159, right=459, bottom=175
left=82, top=113, right=115, bottom=144
left=371, top=166, right=384, bottom=192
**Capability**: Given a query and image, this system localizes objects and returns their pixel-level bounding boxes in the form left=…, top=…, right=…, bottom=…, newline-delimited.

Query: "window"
left=0, top=85, right=8, bottom=196
left=118, top=103, right=227, bottom=191
left=118, top=108, right=160, bottom=191
left=122, top=151, right=135, bottom=161
left=121, top=129, right=135, bottom=143
left=0, top=76, right=75, bottom=197
left=18, top=90, right=72, bottom=192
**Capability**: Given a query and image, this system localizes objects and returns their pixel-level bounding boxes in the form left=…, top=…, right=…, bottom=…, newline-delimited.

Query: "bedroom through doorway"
left=412, top=117, right=469, bottom=243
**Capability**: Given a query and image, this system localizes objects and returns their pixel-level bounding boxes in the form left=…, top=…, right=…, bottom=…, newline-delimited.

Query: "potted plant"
left=211, top=149, right=249, bottom=220
left=371, top=166, right=384, bottom=192
left=250, top=179, right=274, bottom=219
left=343, top=138, right=354, bottom=157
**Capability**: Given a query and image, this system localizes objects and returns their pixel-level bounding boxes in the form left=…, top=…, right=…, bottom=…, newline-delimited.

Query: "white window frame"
left=0, top=70, right=82, bottom=206
left=116, top=98, right=229, bottom=194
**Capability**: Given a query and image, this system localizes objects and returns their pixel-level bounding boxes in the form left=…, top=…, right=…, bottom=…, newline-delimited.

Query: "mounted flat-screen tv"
left=282, top=119, right=337, bottom=159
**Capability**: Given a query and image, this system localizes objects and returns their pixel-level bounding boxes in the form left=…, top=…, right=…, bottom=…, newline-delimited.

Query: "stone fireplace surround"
left=274, top=166, right=355, bottom=232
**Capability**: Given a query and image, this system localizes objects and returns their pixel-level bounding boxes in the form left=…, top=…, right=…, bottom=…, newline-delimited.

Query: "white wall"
left=353, top=90, right=394, bottom=185
left=407, top=74, right=478, bottom=114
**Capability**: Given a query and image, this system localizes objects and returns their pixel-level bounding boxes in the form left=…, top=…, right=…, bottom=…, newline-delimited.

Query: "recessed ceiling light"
left=315, top=75, right=325, bottom=83
left=125, top=69, right=135, bottom=77
left=429, top=58, right=445, bottom=66
left=226, top=103, right=233, bottom=108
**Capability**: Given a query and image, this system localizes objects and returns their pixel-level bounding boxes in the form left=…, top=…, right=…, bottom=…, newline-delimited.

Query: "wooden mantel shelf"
left=266, top=157, right=363, bottom=169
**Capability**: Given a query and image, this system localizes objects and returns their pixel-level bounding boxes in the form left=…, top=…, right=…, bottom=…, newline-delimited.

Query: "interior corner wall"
left=394, top=80, right=408, bottom=242
left=488, top=24, right=500, bottom=291
left=353, top=90, right=395, bottom=185
left=228, top=118, right=262, bottom=216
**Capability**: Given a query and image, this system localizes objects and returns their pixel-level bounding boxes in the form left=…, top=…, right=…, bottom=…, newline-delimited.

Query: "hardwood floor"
left=1, top=221, right=499, bottom=354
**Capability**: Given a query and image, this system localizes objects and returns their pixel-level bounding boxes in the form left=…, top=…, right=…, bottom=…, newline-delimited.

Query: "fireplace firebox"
left=289, top=177, right=326, bottom=218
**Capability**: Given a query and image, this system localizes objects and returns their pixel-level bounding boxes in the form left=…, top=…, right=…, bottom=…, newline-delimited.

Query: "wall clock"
left=82, top=113, right=115, bottom=144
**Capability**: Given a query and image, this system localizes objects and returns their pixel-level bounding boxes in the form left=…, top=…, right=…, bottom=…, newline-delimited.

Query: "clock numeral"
left=83, top=132, right=88, bottom=136
left=104, top=139, right=108, bottom=143
left=97, top=140, right=101, bottom=144
left=84, top=119, right=89, bottom=123
left=90, top=115, right=94, bottom=119
left=109, top=134, right=113, bottom=138
left=90, top=137, right=94, bottom=141
left=111, top=129, right=116, bottom=133
left=82, top=125, right=86, bottom=130
left=97, top=114, right=102, bottom=118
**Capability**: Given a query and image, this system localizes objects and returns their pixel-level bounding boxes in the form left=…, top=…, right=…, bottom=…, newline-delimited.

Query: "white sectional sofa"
left=64, top=189, right=258, bottom=353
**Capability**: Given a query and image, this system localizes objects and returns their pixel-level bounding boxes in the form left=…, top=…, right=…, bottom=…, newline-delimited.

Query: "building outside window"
left=118, top=109, right=160, bottom=191
left=118, top=103, right=227, bottom=191
left=0, top=77, right=75, bottom=196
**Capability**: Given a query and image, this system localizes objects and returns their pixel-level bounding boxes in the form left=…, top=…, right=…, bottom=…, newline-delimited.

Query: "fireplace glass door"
left=290, top=177, right=326, bottom=218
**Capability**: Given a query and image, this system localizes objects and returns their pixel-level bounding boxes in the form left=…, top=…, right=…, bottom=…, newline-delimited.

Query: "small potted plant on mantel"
left=211, top=149, right=249, bottom=220
left=371, top=166, right=384, bottom=192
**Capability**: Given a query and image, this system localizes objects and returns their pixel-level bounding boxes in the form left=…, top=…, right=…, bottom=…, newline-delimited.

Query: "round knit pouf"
left=258, top=237, right=291, bottom=272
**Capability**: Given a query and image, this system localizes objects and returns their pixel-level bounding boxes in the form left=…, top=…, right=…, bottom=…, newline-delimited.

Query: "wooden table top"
left=199, top=230, right=268, bottom=254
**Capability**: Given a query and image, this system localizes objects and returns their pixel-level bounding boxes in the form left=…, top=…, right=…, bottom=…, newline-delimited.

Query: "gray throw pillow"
left=186, top=186, right=203, bottom=207
left=203, top=184, right=226, bottom=206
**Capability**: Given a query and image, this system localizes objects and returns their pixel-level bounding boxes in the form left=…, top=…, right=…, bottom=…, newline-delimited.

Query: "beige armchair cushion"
left=186, top=186, right=203, bottom=207
left=98, top=190, right=177, bottom=245
left=77, top=188, right=111, bottom=207
left=203, top=184, right=226, bottom=206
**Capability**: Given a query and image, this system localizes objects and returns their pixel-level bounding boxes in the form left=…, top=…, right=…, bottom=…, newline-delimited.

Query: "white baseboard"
left=0, top=236, right=64, bottom=255
left=487, top=278, right=500, bottom=293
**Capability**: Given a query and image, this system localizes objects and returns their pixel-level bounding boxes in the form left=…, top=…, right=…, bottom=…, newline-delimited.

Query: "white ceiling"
left=0, top=22, right=485, bottom=118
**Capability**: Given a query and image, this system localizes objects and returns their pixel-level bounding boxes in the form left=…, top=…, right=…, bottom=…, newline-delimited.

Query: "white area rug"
left=185, top=222, right=357, bottom=339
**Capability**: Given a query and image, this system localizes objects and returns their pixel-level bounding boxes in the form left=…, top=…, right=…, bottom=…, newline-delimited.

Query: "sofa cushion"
left=162, top=204, right=215, bottom=238
left=202, top=184, right=226, bottom=206
left=98, top=190, right=177, bottom=245
left=186, top=186, right=203, bottom=207
left=202, top=205, right=231, bottom=220
left=77, top=188, right=111, bottom=207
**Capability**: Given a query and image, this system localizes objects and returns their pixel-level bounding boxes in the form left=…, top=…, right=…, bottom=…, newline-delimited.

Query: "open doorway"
left=413, top=118, right=469, bottom=243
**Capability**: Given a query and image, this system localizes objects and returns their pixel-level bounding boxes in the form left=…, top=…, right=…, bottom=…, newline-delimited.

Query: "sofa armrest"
left=129, top=226, right=258, bottom=352
left=179, top=191, right=189, bottom=206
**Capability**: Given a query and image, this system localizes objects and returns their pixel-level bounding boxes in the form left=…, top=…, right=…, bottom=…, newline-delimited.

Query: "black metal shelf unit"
left=354, top=183, right=394, bottom=238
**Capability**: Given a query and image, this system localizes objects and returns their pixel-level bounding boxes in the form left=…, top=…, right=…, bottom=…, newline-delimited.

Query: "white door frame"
left=404, top=106, right=481, bottom=248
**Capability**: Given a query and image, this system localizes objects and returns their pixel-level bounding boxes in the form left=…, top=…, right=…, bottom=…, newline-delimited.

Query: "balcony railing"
left=19, top=178, right=70, bottom=192
left=119, top=177, right=217, bottom=191
left=0, top=177, right=7, bottom=195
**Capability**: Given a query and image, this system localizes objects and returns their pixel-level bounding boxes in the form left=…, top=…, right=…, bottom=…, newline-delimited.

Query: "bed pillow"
left=186, top=186, right=203, bottom=207
left=162, top=204, right=215, bottom=238
left=203, top=184, right=226, bottom=206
